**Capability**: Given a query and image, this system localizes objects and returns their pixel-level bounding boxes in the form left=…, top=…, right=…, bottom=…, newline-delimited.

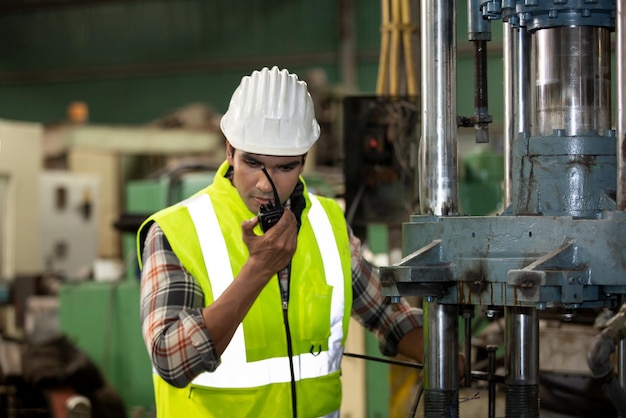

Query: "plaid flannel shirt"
left=140, top=221, right=422, bottom=388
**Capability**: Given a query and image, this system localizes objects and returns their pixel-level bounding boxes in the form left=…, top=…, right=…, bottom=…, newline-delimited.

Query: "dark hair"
left=230, top=146, right=306, bottom=165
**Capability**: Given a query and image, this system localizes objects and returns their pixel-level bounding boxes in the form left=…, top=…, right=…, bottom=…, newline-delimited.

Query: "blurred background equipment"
left=40, top=171, right=100, bottom=281
left=344, top=95, right=419, bottom=240
left=0, top=0, right=624, bottom=416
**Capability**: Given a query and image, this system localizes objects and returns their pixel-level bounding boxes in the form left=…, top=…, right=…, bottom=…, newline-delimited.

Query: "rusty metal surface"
left=382, top=213, right=626, bottom=308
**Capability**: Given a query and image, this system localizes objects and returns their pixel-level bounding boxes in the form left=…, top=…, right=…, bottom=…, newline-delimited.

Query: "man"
left=138, top=66, right=423, bottom=418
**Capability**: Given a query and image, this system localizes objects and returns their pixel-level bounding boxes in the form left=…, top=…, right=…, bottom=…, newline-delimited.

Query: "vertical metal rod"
left=516, top=26, right=531, bottom=137
left=472, top=40, right=490, bottom=143
left=424, top=300, right=459, bottom=417
left=502, top=22, right=514, bottom=208
left=462, top=306, right=473, bottom=388
left=618, top=0, right=626, bottom=211
left=487, top=345, right=497, bottom=418
left=419, top=0, right=459, bottom=413
left=612, top=0, right=625, bottom=386
left=615, top=295, right=626, bottom=389
left=419, top=0, right=458, bottom=216
left=467, top=0, right=491, bottom=143
left=505, top=306, right=539, bottom=418
left=510, top=25, right=530, bottom=212
left=472, top=40, right=488, bottom=112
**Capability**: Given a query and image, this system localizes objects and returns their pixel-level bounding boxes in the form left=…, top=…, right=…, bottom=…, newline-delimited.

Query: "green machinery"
left=59, top=166, right=216, bottom=416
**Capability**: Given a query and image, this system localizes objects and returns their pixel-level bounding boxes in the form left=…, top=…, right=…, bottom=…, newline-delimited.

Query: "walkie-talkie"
left=258, top=165, right=284, bottom=232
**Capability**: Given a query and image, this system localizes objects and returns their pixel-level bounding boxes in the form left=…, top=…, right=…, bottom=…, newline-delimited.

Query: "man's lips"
left=254, top=197, right=273, bottom=206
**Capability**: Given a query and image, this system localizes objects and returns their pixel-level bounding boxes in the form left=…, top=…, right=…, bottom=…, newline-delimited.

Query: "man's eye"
left=246, top=160, right=260, bottom=167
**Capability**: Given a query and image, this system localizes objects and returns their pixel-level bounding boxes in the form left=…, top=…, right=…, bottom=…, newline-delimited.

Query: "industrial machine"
left=379, top=1, right=626, bottom=417
left=56, top=162, right=218, bottom=418
left=343, top=95, right=420, bottom=241
left=40, top=171, right=100, bottom=280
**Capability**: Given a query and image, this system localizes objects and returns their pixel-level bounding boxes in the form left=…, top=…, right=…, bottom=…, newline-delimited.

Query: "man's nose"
left=256, top=172, right=274, bottom=194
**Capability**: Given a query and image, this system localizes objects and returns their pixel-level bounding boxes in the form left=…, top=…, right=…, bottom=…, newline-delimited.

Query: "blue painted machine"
left=380, top=1, right=626, bottom=416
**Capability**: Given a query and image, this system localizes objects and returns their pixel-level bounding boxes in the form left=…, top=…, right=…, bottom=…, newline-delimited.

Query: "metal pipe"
left=462, top=305, right=473, bottom=388
left=516, top=26, right=531, bottom=137
left=505, top=306, right=539, bottom=418
left=423, top=300, right=459, bottom=417
left=618, top=0, right=626, bottom=211
left=487, top=345, right=497, bottom=418
left=471, top=40, right=491, bottom=143
left=533, top=26, right=611, bottom=138
left=419, top=0, right=459, bottom=413
left=509, top=25, right=530, bottom=212
left=0, top=43, right=490, bottom=86
left=502, top=22, right=514, bottom=208
left=467, top=0, right=491, bottom=143
left=616, top=295, right=626, bottom=396
left=419, top=0, right=458, bottom=216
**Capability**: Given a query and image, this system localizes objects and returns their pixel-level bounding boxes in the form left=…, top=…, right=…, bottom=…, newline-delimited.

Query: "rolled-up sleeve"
left=349, top=228, right=423, bottom=357
left=140, top=222, right=220, bottom=388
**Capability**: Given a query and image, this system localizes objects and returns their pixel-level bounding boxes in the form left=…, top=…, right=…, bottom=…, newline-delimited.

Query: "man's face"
left=227, top=143, right=305, bottom=214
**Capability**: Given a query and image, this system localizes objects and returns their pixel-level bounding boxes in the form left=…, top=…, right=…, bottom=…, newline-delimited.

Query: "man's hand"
left=203, top=209, right=297, bottom=357
left=242, top=208, right=298, bottom=280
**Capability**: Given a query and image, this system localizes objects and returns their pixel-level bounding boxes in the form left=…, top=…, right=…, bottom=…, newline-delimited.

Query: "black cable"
left=343, top=352, right=504, bottom=417
left=408, top=372, right=424, bottom=418
left=343, top=352, right=423, bottom=369
left=342, top=352, right=505, bottom=383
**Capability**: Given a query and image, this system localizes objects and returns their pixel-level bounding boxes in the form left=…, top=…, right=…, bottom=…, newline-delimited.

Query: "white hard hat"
left=220, top=66, right=320, bottom=156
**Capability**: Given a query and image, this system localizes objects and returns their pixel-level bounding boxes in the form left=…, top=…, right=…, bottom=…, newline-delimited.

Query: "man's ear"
left=226, top=142, right=235, bottom=164
left=300, top=153, right=307, bottom=173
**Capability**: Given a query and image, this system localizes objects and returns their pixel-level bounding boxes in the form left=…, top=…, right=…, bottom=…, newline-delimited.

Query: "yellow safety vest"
left=138, top=161, right=352, bottom=418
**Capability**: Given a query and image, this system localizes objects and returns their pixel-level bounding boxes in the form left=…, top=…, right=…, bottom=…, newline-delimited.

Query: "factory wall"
left=0, top=0, right=504, bottom=126
left=0, top=4, right=507, bottom=415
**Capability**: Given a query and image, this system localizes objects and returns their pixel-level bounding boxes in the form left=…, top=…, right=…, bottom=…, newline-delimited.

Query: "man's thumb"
left=242, top=217, right=259, bottom=236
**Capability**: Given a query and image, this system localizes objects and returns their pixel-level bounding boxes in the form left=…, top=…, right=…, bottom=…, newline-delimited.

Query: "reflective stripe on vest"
left=185, top=193, right=344, bottom=389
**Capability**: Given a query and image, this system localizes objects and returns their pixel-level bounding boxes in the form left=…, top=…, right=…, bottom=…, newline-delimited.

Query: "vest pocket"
left=189, top=382, right=294, bottom=418
left=296, top=370, right=342, bottom=417
left=292, top=283, right=332, bottom=352
left=189, top=385, right=259, bottom=417
left=242, top=276, right=284, bottom=361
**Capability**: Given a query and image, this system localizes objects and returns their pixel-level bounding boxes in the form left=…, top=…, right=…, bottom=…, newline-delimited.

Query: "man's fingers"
left=273, top=208, right=296, bottom=231
left=241, top=217, right=259, bottom=239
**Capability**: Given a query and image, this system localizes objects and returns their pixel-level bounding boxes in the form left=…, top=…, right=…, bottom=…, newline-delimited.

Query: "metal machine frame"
left=381, top=1, right=626, bottom=416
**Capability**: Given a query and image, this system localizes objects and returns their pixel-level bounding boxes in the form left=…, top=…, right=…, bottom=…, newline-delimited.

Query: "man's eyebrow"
left=278, top=160, right=303, bottom=169
left=241, top=153, right=302, bottom=168
left=241, top=153, right=261, bottom=163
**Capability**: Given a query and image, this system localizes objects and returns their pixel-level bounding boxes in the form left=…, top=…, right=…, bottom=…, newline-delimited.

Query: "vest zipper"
left=279, top=266, right=297, bottom=418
